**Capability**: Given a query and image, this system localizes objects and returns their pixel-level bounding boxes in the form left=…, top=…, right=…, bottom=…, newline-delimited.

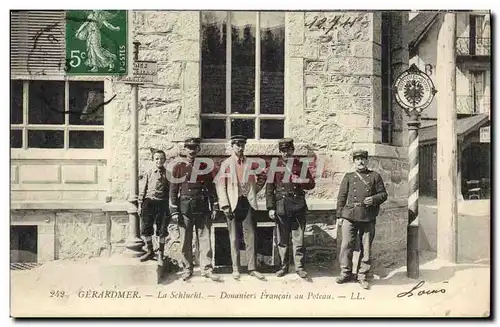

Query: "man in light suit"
left=215, top=135, right=267, bottom=280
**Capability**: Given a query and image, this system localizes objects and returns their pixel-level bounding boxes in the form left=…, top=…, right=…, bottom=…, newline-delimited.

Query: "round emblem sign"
left=393, top=64, right=437, bottom=114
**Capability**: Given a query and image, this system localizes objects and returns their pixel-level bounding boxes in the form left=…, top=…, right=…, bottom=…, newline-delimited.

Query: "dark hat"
left=278, top=138, right=294, bottom=150
left=352, top=150, right=368, bottom=159
left=230, top=135, right=247, bottom=144
left=184, top=137, right=201, bottom=147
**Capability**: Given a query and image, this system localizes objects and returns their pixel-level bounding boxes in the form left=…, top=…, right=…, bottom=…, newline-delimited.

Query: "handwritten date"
left=305, top=15, right=361, bottom=35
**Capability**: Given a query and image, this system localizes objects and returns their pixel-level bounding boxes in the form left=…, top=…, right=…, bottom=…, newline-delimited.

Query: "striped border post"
left=407, top=113, right=420, bottom=278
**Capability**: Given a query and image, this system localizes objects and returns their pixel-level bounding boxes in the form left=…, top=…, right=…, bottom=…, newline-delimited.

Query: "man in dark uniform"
left=336, top=150, right=387, bottom=290
left=169, top=138, right=221, bottom=282
left=266, top=138, right=315, bottom=279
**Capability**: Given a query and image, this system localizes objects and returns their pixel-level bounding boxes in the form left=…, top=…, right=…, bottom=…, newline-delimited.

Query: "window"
left=10, top=80, right=105, bottom=149
left=469, top=14, right=490, bottom=56
left=10, top=10, right=105, bottom=150
left=381, top=12, right=393, bottom=144
left=470, top=70, right=488, bottom=114
left=200, top=11, right=285, bottom=140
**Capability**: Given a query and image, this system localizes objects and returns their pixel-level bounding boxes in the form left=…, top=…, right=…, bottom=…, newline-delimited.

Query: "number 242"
left=50, top=290, right=65, bottom=298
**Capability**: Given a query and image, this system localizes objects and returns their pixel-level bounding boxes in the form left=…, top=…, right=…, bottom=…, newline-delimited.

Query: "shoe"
left=276, top=267, right=288, bottom=277
left=249, top=270, right=266, bottom=280
left=139, top=243, right=154, bottom=262
left=359, top=279, right=370, bottom=290
left=232, top=271, right=241, bottom=280
left=296, top=270, right=308, bottom=279
left=336, top=274, right=353, bottom=284
left=202, top=270, right=221, bottom=282
left=181, top=270, right=193, bottom=281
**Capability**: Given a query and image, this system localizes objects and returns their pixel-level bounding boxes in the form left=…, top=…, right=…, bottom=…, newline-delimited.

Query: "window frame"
left=10, top=74, right=107, bottom=156
left=200, top=11, right=286, bottom=142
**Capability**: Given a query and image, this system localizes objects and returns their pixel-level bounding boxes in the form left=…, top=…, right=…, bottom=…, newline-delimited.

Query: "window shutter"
left=11, top=10, right=66, bottom=76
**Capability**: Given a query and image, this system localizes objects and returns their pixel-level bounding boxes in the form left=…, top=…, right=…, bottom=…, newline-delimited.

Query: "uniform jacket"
left=215, top=154, right=267, bottom=211
left=169, top=157, right=217, bottom=216
left=336, top=169, right=387, bottom=222
left=265, top=158, right=315, bottom=216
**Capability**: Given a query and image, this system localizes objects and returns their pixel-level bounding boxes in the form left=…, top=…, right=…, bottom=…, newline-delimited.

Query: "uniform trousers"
left=275, top=208, right=306, bottom=271
left=178, top=212, right=213, bottom=272
left=339, top=219, right=376, bottom=281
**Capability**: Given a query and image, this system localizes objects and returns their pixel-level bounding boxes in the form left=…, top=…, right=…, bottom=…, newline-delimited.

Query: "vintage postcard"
left=9, top=8, right=491, bottom=318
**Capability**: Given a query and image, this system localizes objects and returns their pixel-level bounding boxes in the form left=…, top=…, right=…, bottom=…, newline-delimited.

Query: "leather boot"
left=140, top=241, right=154, bottom=262
left=296, top=269, right=308, bottom=279
left=276, top=266, right=288, bottom=277
left=201, top=270, right=221, bottom=282
left=336, top=274, right=353, bottom=284
left=157, top=242, right=165, bottom=267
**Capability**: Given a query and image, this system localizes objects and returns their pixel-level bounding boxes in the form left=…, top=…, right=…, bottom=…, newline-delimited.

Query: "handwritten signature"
left=397, top=281, right=447, bottom=298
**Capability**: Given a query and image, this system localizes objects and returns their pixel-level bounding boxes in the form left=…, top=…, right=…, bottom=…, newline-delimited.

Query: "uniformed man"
left=169, top=138, right=221, bottom=282
left=335, top=150, right=387, bottom=290
left=266, top=138, right=315, bottom=279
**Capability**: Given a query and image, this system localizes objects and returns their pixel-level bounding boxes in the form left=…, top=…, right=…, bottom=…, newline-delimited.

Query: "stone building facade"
left=10, top=11, right=409, bottom=269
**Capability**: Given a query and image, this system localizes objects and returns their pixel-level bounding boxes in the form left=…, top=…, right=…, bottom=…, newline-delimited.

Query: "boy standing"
left=138, top=150, right=170, bottom=264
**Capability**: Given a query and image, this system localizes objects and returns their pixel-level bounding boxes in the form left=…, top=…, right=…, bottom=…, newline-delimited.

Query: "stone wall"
left=106, top=10, right=410, bottom=204
left=285, top=12, right=380, bottom=201
left=372, top=205, right=407, bottom=261
left=11, top=210, right=109, bottom=261
left=55, top=211, right=108, bottom=259
left=110, top=11, right=201, bottom=201
left=369, top=156, right=409, bottom=202
left=108, top=212, right=128, bottom=255
left=304, top=211, right=337, bottom=263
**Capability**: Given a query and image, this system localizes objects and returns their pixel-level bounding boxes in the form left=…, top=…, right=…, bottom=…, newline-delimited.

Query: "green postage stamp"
left=65, top=10, right=127, bottom=75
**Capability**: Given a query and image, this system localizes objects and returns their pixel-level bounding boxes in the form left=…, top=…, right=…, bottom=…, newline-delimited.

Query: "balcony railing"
left=456, top=37, right=491, bottom=56
left=456, top=95, right=490, bottom=114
